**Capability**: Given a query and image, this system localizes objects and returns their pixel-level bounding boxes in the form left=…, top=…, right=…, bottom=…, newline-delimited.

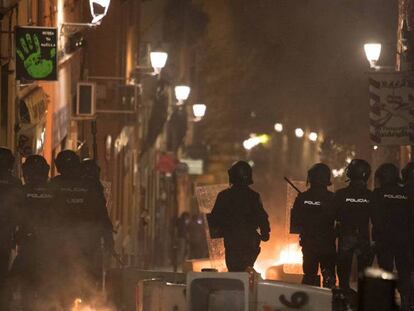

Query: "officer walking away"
left=335, top=159, right=373, bottom=289
left=80, top=158, right=114, bottom=285
left=210, top=161, right=270, bottom=272
left=50, top=150, right=110, bottom=307
left=0, top=148, right=23, bottom=311
left=291, top=163, right=336, bottom=288
left=14, top=155, right=54, bottom=310
left=402, top=160, right=414, bottom=255
left=373, top=163, right=414, bottom=311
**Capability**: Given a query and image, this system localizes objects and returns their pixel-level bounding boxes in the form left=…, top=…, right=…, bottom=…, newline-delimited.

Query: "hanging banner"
left=15, top=26, right=58, bottom=81
left=369, top=72, right=414, bottom=145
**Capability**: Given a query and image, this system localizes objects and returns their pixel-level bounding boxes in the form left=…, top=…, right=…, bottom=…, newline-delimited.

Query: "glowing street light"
left=274, top=123, right=283, bottom=133
left=295, top=128, right=304, bottom=138
left=308, top=132, right=318, bottom=142
left=243, top=134, right=269, bottom=150
left=175, top=85, right=191, bottom=104
left=364, top=43, right=381, bottom=68
left=193, top=104, right=207, bottom=120
left=150, top=51, right=168, bottom=74
left=89, top=0, right=111, bottom=24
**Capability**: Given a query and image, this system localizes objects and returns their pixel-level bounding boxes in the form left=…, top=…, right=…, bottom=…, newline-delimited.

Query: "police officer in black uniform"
left=291, top=163, right=336, bottom=287
left=80, top=158, right=114, bottom=286
left=402, top=161, right=414, bottom=256
left=50, top=150, right=112, bottom=307
left=210, top=161, right=270, bottom=272
left=0, top=148, right=22, bottom=310
left=373, top=163, right=413, bottom=311
left=335, top=159, right=373, bottom=289
left=14, top=155, right=54, bottom=310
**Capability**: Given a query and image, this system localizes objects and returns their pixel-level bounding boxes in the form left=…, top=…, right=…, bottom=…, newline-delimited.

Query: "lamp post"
left=295, top=128, right=304, bottom=138
left=192, top=103, right=206, bottom=121
left=308, top=132, right=318, bottom=142
left=175, top=85, right=191, bottom=105
left=364, top=43, right=382, bottom=69
left=150, top=51, right=168, bottom=75
left=274, top=123, right=283, bottom=133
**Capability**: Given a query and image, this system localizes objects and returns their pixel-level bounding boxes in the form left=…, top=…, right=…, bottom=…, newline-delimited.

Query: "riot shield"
left=195, top=184, right=228, bottom=272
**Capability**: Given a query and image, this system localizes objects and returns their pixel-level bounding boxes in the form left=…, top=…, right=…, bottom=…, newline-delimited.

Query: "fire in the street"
left=254, top=243, right=303, bottom=279
left=71, top=298, right=113, bottom=311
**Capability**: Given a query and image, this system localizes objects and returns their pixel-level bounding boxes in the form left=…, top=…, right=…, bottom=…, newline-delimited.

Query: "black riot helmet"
left=401, top=162, right=414, bottom=185
left=22, top=155, right=50, bottom=184
left=228, top=161, right=253, bottom=186
left=81, top=158, right=101, bottom=180
left=346, top=159, right=371, bottom=182
left=0, top=147, right=15, bottom=172
left=375, top=163, right=400, bottom=187
left=55, top=150, right=81, bottom=176
left=307, top=163, right=332, bottom=186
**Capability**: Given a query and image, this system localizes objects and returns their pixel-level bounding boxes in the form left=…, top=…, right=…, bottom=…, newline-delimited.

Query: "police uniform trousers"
left=377, top=240, right=414, bottom=310
left=224, top=236, right=260, bottom=272
left=301, top=239, right=336, bottom=287
left=337, top=234, right=371, bottom=289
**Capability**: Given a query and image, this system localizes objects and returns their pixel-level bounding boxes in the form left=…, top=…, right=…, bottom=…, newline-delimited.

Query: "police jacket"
left=372, top=184, right=411, bottom=245
left=20, top=181, right=54, bottom=240
left=50, top=175, right=109, bottom=250
left=404, top=180, right=414, bottom=240
left=291, top=187, right=335, bottom=246
left=0, top=174, right=23, bottom=250
left=334, top=182, right=373, bottom=239
left=210, top=185, right=270, bottom=250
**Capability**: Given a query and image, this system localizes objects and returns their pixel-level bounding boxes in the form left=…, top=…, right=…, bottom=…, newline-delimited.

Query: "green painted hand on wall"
left=16, top=33, right=55, bottom=79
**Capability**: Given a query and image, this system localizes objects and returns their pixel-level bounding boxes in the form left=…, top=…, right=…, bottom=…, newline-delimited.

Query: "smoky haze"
left=197, top=0, right=397, bottom=155
left=188, top=0, right=398, bottom=267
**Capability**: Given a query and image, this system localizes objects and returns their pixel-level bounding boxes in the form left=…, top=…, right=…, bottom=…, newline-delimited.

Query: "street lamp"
left=364, top=43, right=381, bottom=69
left=308, top=132, right=318, bottom=142
left=192, top=104, right=206, bottom=121
left=274, top=123, right=283, bottom=133
left=150, top=51, right=168, bottom=75
left=89, top=0, right=111, bottom=24
left=295, top=128, right=304, bottom=138
left=175, top=85, right=191, bottom=105
left=243, top=134, right=269, bottom=150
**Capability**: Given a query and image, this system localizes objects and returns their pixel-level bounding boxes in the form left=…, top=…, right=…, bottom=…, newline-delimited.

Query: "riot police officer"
left=81, top=158, right=101, bottom=182
left=50, top=150, right=111, bottom=306
left=15, top=155, right=53, bottom=310
left=373, top=163, right=413, bottom=310
left=0, top=147, right=22, bottom=310
left=80, top=158, right=114, bottom=284
left=291, top=163, right=336, bottom=287
left=334, top=159, right=373, bottom=289
left=402, top=160, right=414, bottom=251
left=210, top=161, right=270, bottom=272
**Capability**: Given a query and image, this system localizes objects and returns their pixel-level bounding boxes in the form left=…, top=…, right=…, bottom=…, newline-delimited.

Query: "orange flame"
left=254, top=243, right=303, bottom=279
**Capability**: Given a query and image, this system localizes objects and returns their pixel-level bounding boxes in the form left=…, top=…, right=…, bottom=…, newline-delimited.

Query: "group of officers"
left=0, top=147, right=113, bottom=311
left=292, top=159, right=414, bottom=310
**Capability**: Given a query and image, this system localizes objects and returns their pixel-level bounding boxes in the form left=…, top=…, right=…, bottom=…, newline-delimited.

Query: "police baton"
left=284, top=177, right=302, bottom=194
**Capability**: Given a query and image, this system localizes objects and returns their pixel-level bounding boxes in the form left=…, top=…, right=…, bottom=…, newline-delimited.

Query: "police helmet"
left=307, top=163, right=332, bottom=186
left=346, top=159, right=371, bottom=182
left=401, top=162, right=414, bottom=184
left=55, top=150, right=80, bottom=174
left=81, top=158, right=101, bottom=180
left=22, top=155, right=50, bottom=182
left=375, top=163, right=400, bottom=187
left=228, top=161, right=253, bottom=185
left=0, top=147, right=15, bottom=171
